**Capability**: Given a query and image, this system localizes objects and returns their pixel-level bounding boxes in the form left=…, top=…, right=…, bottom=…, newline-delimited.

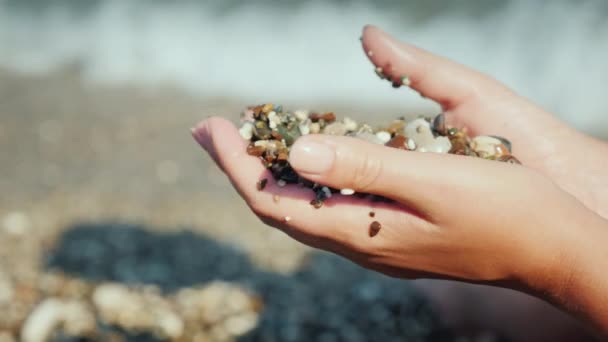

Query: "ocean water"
left=1, top=0, right=608, bottom=136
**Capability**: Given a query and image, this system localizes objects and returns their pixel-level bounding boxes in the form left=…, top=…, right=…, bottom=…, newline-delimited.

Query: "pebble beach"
left=0, top=68, right=465, bottom=341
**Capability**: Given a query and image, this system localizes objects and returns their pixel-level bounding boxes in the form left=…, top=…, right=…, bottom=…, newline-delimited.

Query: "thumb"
left=288, top=134, right=476, bottom=215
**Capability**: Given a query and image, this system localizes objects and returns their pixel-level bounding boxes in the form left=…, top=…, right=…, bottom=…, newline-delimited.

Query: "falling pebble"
left=369, top=221, right=381, bottom=237
left=369, top=212, right=375, bottom=218
left=273, top=195, right=280, bottom=203
left=284, top=216, right=291, bottom=222
left=340, top=188, right=355, bottom=195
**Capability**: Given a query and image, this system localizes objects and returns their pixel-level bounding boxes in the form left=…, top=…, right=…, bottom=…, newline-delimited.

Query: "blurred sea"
left=2, top=0, right=608, bottom=136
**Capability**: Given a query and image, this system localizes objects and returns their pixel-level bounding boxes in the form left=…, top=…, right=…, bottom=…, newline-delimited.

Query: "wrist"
left=521, top=210, right=608, bottom=333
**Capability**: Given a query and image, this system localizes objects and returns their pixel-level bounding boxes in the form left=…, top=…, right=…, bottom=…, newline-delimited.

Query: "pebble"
left=471, top=135, right=509, bottom=158
left=93, top=283, right=184, bottom=339
left=354, top=132, right=384, bottom=145
left=294, top=110, right=309, bottom=122
left=322, top=122, right=348, bottom=136
left=298, top=121, right=311, bottom=135
left=369, top=221, right=382, bottom=237
left=277, top=180, right=286, bottom=187
left=2, top=211, right=31, bottom=236
left=404, top=118, right=452, bottom=153
left=340, top=188, right=355, bottom=195
left=239, top=122, right=255, bottom=140
left=375, top=131, right=392, bottom=144
left=21, top=298, right=96, bottom=342
left=309, top=122, right=321, bottom=134
left=343, top=117, right=358, bottom=132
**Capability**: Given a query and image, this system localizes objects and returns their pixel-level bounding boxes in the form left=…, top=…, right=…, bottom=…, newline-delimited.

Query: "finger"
left=361, top=25, right=512, bottom=111
left=288, top=134, right=513, bottom=219
left=191, top=117, right=431, bottom=253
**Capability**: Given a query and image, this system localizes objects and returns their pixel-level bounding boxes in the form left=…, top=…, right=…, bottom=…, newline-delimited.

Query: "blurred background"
left=0, top=0, right=606, bottom=341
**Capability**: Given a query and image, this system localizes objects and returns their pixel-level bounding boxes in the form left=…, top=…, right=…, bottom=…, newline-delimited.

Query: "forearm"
left=539, top=213, right=608, bottom=334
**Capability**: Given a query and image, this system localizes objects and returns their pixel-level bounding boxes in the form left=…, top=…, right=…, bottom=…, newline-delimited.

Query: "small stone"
left=401, top=75, right=411, bottom=86
left=405, top=118, right=451, bottom=153
left=322, top=122, right=347, bottom=136
left=283, top=216, right=291, bottom=222
left=407, top=138, right=416, bottom=150
left=299, top=121, right=311, bottom=135
left=368, top=50, right=374, bottom=57
left=375, top=131, right=391, bottom=144
left=369, top=211, right=375, bottom=218
left=2, top=211, right=30, bottom=236
left=343, top=117, right=358, bottom=131
left=21, top=298, right=96, bottom=342
left=374, top=67, right=386, bottom=79
left=247, top=144, right=265, bottom=157
left=277, top=180, right=287, bottom=187
left=385, top=135, right=407, bottom=150
left=273, top=194, right=280, bottom=203
left=354, top=132, right=384, bottom=145
left=262, top=103, right=273, bottom=113
left=340, top=188, right=355, bottom=195
left=309, top=122, right=321, bottom=134
left=321, top=186, right=332, bottom=199
left=471, top=135, right=508, bottom=158
left=257, top=179, right=268, bottom=191
left=239, top=122, right=254, bottom=140
left=369, top=221, right=382, bottom=237
left=294, top=110, right=309, bottom=121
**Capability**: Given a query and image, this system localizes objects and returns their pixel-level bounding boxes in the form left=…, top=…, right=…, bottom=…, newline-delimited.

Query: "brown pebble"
left=310, top=199, right=323, bottom=209
left=271, top=131, right=283, bottom=140
left=257, top=179, right=268, bottom=191
left=369, top=211, right=375, bottom=218
left=277, top=151, right=289, bottom=161
left=246, top=144, right=265, bottom=157
left=273, top=194, right=280, bottom=203
left=369, top=221, right=381, bottom=237
left=385, top=134, right=408, bottom=150
left=321, top=112, right=336, bottom=123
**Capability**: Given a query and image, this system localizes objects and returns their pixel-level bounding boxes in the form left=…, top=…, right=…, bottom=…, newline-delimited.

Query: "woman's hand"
left=192, top=26, right=608, bottom=332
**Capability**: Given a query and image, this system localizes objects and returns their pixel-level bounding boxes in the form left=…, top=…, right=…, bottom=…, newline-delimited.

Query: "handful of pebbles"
left=240, top=103, right=520, bottom=209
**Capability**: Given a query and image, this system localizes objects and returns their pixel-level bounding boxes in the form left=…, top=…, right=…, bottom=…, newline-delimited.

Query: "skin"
left=192, top=25, right=608, bottom=335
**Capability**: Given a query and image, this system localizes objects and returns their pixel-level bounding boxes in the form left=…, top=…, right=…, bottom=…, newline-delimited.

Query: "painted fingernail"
left=289, top=140, right=335, bottom=175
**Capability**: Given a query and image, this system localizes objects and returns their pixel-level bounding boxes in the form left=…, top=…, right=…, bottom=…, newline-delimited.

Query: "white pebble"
left=238, top=122, right=254, bottom=140
left=471, top=135, right=504, bottom=158
left=254, top=140, right=269, bottom=148
left=21, top=298, right=65, bottom=342
left=343, top=117, right=358, bottom=131
left=283, top=216, right=291, bottom=222
left=269, top=121, right=277, bottom=130
left=298, top=121, right=310, bottom=135
left=375, top=131, right=391, bottom=144
left=322, top=122, right=347, bottom=136
left=294, top=110, right=309, bottom=121
left=309, top=122, right=321, bottom=134
left=277, top=180, right=286, bottom=187
left=340, top=188, right=355, bottom=195
left=2, top=211, right=30, bottom=235
left=407, top=138, right=416, bottom=150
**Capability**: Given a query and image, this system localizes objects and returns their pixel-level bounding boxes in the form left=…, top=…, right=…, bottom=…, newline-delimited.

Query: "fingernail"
left=191, top=122, right=209, bottom=151
left=289, top=140, right=335, bottom=175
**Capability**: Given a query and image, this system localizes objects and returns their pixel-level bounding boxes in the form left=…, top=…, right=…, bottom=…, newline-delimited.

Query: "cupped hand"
left=192, top=25, right=608, bottom=330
